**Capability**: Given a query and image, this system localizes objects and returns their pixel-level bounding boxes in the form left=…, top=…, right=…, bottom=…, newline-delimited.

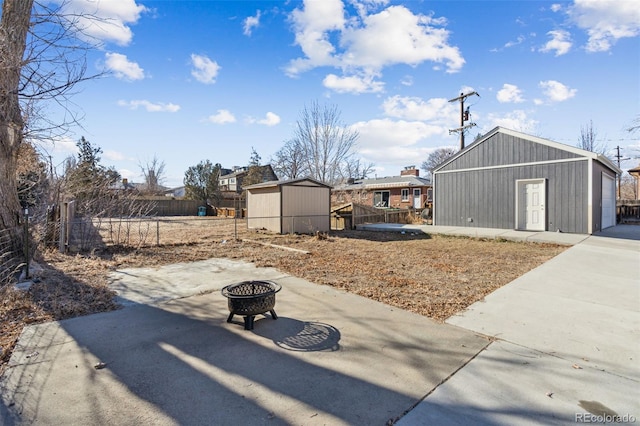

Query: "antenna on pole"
left=449, top=91, right=480, bottom=150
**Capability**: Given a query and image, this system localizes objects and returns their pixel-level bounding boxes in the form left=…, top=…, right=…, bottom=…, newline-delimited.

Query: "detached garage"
left=245, top=177, right=331, bottom=234
left=433, top=127, right=620, bottom=234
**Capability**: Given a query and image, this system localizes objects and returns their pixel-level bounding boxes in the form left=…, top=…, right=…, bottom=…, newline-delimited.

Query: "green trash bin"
left=198, top=206, right=206, bottom=216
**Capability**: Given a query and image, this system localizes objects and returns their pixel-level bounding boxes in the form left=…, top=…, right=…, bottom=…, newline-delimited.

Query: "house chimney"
left=400, top=166, right=419, bottom=177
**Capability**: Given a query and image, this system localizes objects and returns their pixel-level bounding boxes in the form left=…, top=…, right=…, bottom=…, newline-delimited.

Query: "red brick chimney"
left=400, top=166, right=419, bottom=177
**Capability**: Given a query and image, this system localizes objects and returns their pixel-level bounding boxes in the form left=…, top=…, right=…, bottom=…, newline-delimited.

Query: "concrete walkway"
left=1, top=225, right=638, bottom=425
left=397, top=225, right=640, bottom=425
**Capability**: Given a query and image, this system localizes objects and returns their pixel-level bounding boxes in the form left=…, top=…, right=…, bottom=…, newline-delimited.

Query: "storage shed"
left=433, top=127, right=620, bottom=234
left=245, top=177, right=331, bottom=234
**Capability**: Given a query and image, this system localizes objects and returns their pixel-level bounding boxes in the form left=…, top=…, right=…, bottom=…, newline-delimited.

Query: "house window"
left=373, top=191, right=390, bottom=208
left=401, top=189, right=409, bottom=201
left=230, top=178, right=236, bottom=184
left=427, top=188, right=433, bottom=202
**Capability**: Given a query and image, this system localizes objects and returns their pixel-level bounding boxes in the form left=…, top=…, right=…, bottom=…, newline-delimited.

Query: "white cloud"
left=539, top=30, right=572, bottom=56
left=339, top=6, right=464, bottom=72
left=496, top=84, right=525, bottom=103
left=286, top=1, right=464, bottom=93
left=190, top=54, right=221, bottom=84
left=39, top=136, right=78, bottom=157
left=244, top=10, right=261, bottom=36
left=104, top=53, right=144, bottom=81
left=351, top=118, right=448, bottom=166
left=551, top=4, right=563, bottom=12
left=207, top=109, right=236, bottom=124
left=258, top=112, right=281, bottom=126
left=60, top=0, right=147, bottom=46
left=485, top=110, right=539, bottom=133
left=568, top=0, right=640, bottom=52
left=117, top=100, right=181, bottom=112
left=104, top=150, right=127, bottom=161
left=287, top=0, right=345, bottom=75
left=382, top=95, right=455, bottom=122
left=323, top=73, right=384, bottom=93
left=400, top=75, right=413, bottom=86
left=538, top=80, right=577, bottom=103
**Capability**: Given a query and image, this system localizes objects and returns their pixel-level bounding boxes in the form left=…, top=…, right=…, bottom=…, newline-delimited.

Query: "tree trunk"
left=1, top=0, right=34, bottom=265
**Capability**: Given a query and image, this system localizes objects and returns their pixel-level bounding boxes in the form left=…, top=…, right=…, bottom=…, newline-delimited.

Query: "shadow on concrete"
left=594, top=224, right=640, bottom=241
left=1, top=287, right=486, bottom=425
left=252, top=318, right=341, bottom=352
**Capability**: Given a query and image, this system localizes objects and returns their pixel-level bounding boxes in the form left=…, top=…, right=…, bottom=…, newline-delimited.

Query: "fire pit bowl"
left=221, top=280, right=282, bottom=330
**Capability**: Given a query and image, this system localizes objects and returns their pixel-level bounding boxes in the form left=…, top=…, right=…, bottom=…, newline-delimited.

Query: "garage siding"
left=439, top=132, right=581, bottom=172
left=434, top=160, right=589, bottom=233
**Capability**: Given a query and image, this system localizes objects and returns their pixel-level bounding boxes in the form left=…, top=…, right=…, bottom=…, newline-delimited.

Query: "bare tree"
left=139, top=155, right=166, bottom=194
left=1, top=0, right=35, bottom=262
left=578, top=120, right=607, bottom=154
left=271, top=139, right=305, bottom=181
left=242, top=147, right=264, bottom=188
left=293, top=101, right=362, bottom=185
left=627, top=115, right=640, bottom=135
left=421, top=147, right=458, bottom=178
left=1, top=0, right=103, bottom=268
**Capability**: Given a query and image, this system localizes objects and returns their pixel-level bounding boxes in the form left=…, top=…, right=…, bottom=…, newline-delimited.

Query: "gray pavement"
left=1, top=224, right=638, bottom=425
left=398, top=225, right=640, bottom=425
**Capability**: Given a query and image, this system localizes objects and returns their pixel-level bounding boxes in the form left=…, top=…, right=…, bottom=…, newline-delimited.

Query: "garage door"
left=601, top=173, right=615, bottom=229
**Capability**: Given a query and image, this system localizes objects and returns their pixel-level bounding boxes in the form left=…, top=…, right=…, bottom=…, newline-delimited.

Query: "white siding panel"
left=282, top=185, right=330, bottom=233
left=247, top=187, right=281, bottom=233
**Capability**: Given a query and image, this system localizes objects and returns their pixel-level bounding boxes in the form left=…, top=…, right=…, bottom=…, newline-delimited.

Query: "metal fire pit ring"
left=221, top=280, right=282, bottom=330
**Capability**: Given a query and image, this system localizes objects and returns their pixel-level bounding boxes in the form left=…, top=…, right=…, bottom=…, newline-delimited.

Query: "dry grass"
left=1, top=217, right=567, bottom=375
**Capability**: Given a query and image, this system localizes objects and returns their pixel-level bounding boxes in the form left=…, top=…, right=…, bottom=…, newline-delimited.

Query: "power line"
left=448, top=91, right=480, bottom=150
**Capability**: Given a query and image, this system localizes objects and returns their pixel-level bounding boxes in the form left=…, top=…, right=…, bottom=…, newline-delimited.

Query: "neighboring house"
left=219, top=165, right=277, bottom=193
left=433, top=127, right=621, bottom=234
left=164, top=186, right=186, bottom=198
left=331, top=166, right=432, bottom=209
left=245, top=177, right=331, bottom=234
left=628, top=164, right=640, bottom=200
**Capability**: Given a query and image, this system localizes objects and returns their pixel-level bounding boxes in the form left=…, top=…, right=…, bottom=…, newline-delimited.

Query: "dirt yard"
left=1, top=218, right=567, bottom=374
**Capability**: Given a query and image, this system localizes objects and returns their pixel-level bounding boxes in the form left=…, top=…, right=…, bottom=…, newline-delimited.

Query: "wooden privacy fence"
left=331, top=203, right=416, bottom=230
left=618, top=200, right=640, bottom=224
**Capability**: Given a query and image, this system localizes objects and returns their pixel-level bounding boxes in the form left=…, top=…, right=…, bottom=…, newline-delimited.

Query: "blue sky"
left=37, top=0, right=640, bottom=188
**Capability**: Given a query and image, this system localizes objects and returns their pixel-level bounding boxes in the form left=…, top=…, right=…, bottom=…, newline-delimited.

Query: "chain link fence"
left=59, top=208, right=419, bottom=252
left=0, top=226, right=29, bottom=288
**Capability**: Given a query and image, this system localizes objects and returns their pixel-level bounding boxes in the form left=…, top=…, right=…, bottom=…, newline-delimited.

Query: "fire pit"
left=221, top=280, right=282, bottom=330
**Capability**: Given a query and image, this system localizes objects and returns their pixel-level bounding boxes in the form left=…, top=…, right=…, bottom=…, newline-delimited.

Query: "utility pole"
left=614, top=145, right=630, bottom=199
left=449, top=91, right=480, bottom=150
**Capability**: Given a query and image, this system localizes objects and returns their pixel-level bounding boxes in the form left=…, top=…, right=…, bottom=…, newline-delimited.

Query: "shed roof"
left=244, top=176, right=332, bottom=190
left=434, top=126, right=621, bottom=174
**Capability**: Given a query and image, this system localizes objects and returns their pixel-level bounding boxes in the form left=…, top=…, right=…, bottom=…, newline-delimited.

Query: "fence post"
left=23, top=208, right=30, bottom=279
left=156, top=219, right=160, bottom=246
left=59, top=203, right=66, bottom=253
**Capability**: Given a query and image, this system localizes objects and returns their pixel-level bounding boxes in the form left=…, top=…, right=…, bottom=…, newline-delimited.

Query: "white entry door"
left=601, top=173, right=615, bottom=229
left=413, top=189, right=421, bottom=209
left=525, top=181, right=545, bottom=230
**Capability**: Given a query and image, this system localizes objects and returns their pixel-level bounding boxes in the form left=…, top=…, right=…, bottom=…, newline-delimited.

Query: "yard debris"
left=94, top=362, right=107, bottom=370
left=546, top=391, right=554, bottom=398
left=25, top=351, right=39, bottom=359
left=572, top=364, right=583, bottom=369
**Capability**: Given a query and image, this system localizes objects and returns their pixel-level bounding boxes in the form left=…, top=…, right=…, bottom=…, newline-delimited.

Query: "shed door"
left=602, top=173, right=616, bottom=229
